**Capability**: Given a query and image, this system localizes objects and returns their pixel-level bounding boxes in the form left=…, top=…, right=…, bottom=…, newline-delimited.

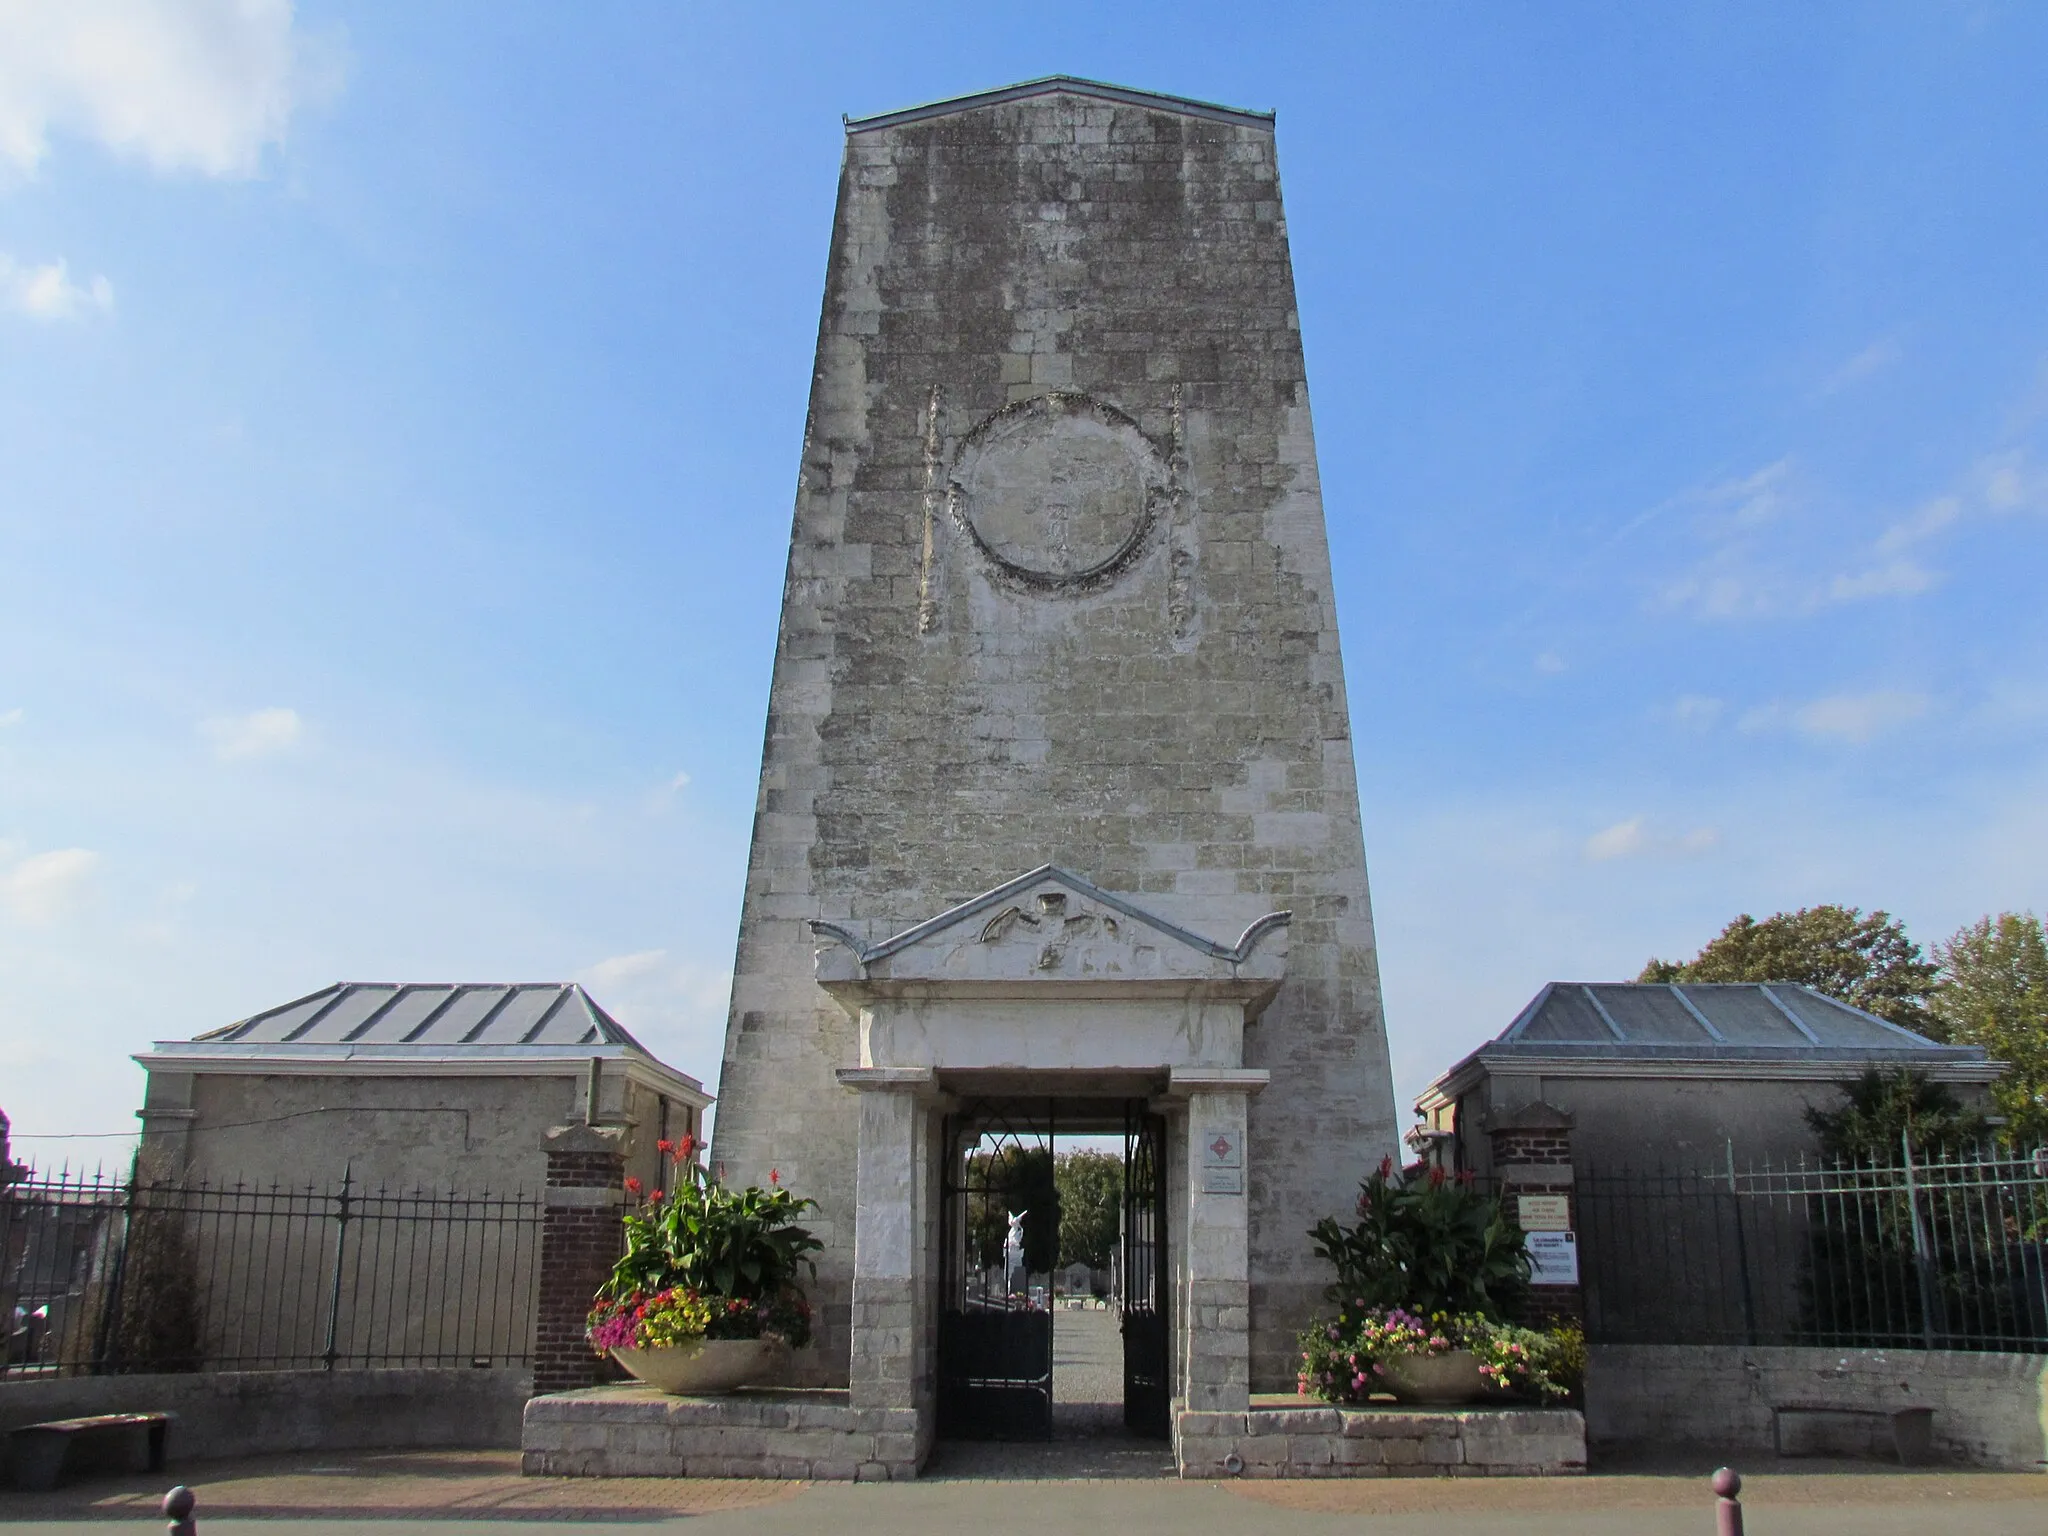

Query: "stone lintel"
left=1165, top=1067, right=1271, bottom=1098
left=834, top=1067, right=939, bottom=1094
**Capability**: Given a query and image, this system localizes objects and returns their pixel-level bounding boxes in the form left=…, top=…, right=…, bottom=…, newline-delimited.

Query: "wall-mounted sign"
left=1527, top=1230, right=1579, bottom=1286
left=1200, top=1127, right=1243, bottom=1194
left=1517, top=1194, right=1571, bottom=1232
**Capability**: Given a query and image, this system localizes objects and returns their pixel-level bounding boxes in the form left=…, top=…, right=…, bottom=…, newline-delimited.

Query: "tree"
left=1929, top=913, right=2048, bottom=1149
left=1802, top=1066, right=1988, bottom=1162
left=965, top=1145, right=1058, bottom=1275
left=1054, top=1150, right=1122, bottom=1271
left=1639, top=905, right=1938, bottom=1033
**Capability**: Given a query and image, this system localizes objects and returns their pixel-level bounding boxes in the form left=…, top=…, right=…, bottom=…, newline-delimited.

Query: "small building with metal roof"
left=1411, top=981, right=2000, bottom=1176
left=134, top=982, right=711, bottom=1195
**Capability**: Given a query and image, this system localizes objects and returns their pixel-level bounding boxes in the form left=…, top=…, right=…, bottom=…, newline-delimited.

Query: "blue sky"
left=3, top=3, right=2045, bottom=1166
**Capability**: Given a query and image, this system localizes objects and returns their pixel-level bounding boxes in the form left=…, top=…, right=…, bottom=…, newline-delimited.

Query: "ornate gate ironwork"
left=1120, top=1103, right=1170, bottom=1438
left=938, top=1102, right=1056, bottom=1440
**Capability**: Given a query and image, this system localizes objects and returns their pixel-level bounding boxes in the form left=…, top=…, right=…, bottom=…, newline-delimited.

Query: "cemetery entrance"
left=936, top=1097, right=1170, bottom=1441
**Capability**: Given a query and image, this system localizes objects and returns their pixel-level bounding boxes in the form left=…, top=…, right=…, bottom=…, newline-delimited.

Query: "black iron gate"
left=938, top=1102, right=1056, bottom=1440
left=1120, top=1104, right=1170, bottom=1438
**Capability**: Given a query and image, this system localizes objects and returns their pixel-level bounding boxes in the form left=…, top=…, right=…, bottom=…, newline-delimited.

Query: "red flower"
left=677, top=1134, right=697, bottom=1159
left=648, top=1189, right=664, bottom=1204
left=769, top=1168, right=780, bottom=1185
left=1378, top=1155, right=1395, bottom=1178
left=1456, top=1169, right=1475, bottom=1187
left=1428, top=1166, right=1446, bottom=1188
left=657, top=1138, right=674, bottom=1156
left=624, top=1175, right=643, bottom=1196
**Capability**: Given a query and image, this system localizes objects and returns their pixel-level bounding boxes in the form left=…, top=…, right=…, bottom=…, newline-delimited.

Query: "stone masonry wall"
left=711, top=83, right=1400, bottom=1393
left=1588, top=1344, right=2048, bottom=1471
left=1175, top=1405, right=1586, bottom=1478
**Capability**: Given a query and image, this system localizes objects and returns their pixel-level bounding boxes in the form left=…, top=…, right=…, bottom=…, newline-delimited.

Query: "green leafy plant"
left=1296, top=1306, right=1566, bottom=1405
left=597, top=1137, right=822, bottom=1335
left=1309, top=1158, right=1530, bottom=1320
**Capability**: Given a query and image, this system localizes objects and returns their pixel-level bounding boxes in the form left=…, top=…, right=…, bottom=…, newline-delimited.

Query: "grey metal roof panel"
left=199, top=983, right=640, bottom=1051
left=1586, top=983, right=1705, bottom=1044
left=1495, top=981, right=1966, bottom=1056
left=1515, top=986, right=1610, bottom=1043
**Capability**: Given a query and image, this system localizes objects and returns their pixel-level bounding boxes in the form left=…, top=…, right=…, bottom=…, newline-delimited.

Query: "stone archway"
left=815, top=866, right=1287, bottom=1457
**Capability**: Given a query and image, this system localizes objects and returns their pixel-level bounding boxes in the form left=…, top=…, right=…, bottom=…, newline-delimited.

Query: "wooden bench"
left=7, top=1413, right=169, bottom=1491
left=1772, top=1402, right=1934, bottom=1465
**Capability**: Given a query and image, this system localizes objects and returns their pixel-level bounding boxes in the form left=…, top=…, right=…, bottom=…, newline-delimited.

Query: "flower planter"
left=612, top=1338, right=787, bottom=1395
left=1379, top=1349, right=1486, bottom=1405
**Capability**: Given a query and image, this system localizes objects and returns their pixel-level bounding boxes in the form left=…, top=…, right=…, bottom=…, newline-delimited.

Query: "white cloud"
left=201, top=705, right=301, bottom=761
left=1744, top=690, right=1930, bottom=745
left=0, top=706, right=21, bottom=726
left=670, top=771, right=692, bottom=792
left=1818, top=338, right=1901, bottom=396
left=1656, top=459, right=1950, bottom=621
left=2, top=846, right=99, bottom=922
left=1664, top=695, right=1724, bottom=732
left=1979, top=450, right=2048, bottom=516
left=0, top=0, right=345, bottom=180
left=1583, top=817, right=1720, bottom=863
left=1532, top=651, right=1566, bottom=676
left=1876, top=496, right=1962, bottom=556
left=0, top=254, right=113, bottom=320
left=1793, top=691, right=1928, bottom=744
left=1824, top=559, right=1937, bottom=603
left=585, top=948, right=671, bottom=989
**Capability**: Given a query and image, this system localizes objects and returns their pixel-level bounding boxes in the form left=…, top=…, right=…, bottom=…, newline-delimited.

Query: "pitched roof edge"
left=845, top=76, right=1274, bottom=134
left=825, top=864, right=1284, bottom=967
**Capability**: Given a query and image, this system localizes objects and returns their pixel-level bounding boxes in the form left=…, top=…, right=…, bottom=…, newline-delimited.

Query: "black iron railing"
left=1, top=1164, right=542, bottom=1375
left=1579, top=1145, right=2048, bottom=1352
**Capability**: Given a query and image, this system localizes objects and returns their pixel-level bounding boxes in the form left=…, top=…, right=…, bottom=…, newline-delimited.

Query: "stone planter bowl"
left=612, top=1338, right=787, bottom=1395
left=1379, top=1348, right=1487, bottom=1405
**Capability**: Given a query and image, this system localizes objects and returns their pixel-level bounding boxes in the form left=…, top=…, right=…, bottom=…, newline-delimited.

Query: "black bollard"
left=163, top=1485, right=196, bottom=1536
left=1712, top=1467, right=1743, bottom=1536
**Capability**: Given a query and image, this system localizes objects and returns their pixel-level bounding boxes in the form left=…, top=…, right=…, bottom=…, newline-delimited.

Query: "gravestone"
left=710, top=77, right=1400, bottom=1415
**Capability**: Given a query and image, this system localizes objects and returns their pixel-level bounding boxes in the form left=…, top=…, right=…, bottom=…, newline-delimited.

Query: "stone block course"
left=1174, top=1402, right=1585, bottom=1480
left=521, top=1385, right=921, bottom=1482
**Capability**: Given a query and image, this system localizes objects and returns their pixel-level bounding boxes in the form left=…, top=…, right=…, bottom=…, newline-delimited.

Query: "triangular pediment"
left=812, top=866, right=1287, bottom=987
left=845, top=77, right=1273, bottom=135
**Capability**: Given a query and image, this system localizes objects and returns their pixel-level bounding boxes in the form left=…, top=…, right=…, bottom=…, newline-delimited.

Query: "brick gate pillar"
left=1484, top=1102, right=1581, bottom=1325
left=532, top=1122, right=626, bottom=1397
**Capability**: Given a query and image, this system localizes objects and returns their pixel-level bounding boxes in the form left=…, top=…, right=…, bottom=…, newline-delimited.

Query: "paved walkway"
left=2, top=1447, right=2044, bottom=1535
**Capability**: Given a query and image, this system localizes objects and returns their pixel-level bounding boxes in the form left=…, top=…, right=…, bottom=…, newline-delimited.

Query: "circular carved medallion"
left=951, top=393, right=1168, bottom=591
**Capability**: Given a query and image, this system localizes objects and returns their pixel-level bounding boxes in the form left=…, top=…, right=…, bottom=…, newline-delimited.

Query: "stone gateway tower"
left=712, top=77, right=1399, bottom=1455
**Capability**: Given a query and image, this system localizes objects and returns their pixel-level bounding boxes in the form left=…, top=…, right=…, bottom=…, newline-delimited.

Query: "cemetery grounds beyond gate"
left=935, top=1098, right=1169, bottom=1441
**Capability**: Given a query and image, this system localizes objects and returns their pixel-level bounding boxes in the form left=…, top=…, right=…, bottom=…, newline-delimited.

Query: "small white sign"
left=1527, top=1230, right=1579, bottom=1286
left=1200, top=1128, right=1241, bottom=1169
left=1517, top=1194, right=1571, bottom=1233
left=1201, top=1166, right=1244, bottom=1195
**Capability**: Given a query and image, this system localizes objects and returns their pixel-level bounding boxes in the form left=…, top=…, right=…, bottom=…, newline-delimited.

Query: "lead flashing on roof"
left=845, top=76, right=1274, bottom=134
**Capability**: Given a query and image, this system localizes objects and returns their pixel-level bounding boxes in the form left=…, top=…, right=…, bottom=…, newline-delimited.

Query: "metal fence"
left=1579, top=1145, right=2048, bottom=1352
left=2, top=1164, right=543, bottom=1376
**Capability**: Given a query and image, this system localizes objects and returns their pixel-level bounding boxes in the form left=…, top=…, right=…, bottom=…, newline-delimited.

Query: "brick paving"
left=2, top=1446, right=2043, bottom=1536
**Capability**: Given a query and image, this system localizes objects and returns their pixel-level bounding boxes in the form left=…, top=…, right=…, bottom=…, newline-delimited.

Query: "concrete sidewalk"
left=0, top=1448, right=2042, bottom=1535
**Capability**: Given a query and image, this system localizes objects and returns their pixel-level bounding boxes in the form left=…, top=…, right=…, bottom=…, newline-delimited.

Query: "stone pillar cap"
left=1480, top=1101, right=1574, bottom=1134
left=545, top=1122, right=625, bottom=1153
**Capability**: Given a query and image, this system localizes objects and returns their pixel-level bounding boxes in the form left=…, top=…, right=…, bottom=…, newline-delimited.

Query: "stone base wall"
left=1, top=1368, right=529, bottom=1475
left=1589, top=1344, right=2048, bottom=1472
left=1174, top=1403, right=1587, bottom=1478
left=521, top=1385, right=923, bottom=1481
